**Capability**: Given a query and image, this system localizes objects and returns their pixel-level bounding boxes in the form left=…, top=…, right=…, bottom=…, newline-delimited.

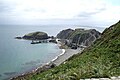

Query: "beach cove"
left=11, top=46, right=84, bottom=80
left=11, top=36, right=84, bottom=79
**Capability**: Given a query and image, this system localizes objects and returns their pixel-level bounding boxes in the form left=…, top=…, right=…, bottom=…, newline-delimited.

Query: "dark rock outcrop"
left=22, top=31, right=49, bottom=40
left=49, top=39, right=57, bottom=44
left=57, top=28, right=101, bottom=46
left=15, top=37, right=22, bottom=39
left=71, top=29, right=101, bottom=46
left=57, top=29, right=74, bottom=39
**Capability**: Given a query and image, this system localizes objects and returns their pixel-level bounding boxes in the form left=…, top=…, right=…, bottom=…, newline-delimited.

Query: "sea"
left=0, top=25, right=105, bottom=80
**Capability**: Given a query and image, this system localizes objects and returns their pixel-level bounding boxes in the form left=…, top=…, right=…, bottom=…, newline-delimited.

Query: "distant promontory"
left=57, top=28, right=101, bottom=48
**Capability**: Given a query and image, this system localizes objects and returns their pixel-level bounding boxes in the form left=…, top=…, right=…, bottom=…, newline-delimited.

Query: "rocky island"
left=23, top=31, right=49, bottom=40
left=15, top=31, right=49, bottom=40
left=15, top=31, right=59, bottom=44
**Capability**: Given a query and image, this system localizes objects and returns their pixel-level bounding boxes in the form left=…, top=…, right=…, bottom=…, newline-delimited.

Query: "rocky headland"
left=57, top=28, right=101, bottom=49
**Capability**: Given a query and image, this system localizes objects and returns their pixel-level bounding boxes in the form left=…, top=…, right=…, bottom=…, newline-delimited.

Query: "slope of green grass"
left=15, top=21, right=120, bottom=80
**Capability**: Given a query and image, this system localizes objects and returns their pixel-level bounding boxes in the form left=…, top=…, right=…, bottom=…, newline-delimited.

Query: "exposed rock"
left=71, top=29, right=101, bottom=46
left=22, top=31, right=49, bottom=40
left=15, top=37, right=22, bottom=39
left=49, top=39, right=57, bottom=44
left=57, top=28, right=101, bottom=47
left=57, top=28, right=74, bottom=39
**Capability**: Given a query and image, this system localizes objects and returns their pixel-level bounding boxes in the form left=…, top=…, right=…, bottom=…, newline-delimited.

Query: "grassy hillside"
left=14, top=21, right=120, bottom=80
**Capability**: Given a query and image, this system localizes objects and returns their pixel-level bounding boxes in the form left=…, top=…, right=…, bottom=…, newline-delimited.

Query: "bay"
left=0, top=25, right=62, bottom=80
left=0, top=25, right=105, bottom=80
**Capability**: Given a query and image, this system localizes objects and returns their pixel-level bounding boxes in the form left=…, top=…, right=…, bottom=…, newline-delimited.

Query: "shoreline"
left=53, top=48, right=83, bottom=66
left=10, top=45, right=83, bottom=80
left=10, top=45, right=66, bottom=80
left=30, top=48, right=66, bottom=73
left=51, top=49, right=65, bottom=62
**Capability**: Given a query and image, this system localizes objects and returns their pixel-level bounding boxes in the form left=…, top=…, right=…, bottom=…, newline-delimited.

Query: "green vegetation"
left=14, top=21, right=120, bottom=80
left=67, top=29, right=86, bottom=39
left=25, top=32, right=46, bottom=37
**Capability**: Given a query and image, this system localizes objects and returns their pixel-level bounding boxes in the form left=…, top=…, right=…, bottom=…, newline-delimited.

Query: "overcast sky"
left=0, top=0, right=120, bottom=27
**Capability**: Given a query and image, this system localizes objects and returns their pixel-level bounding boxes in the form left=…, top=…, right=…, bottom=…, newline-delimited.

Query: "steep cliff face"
left=71, top=29, right=101, bottom=46
left=57, top=28, right=101, bottom=46
left=23, top=31, right=49, bottom=40
left=57, top=29, right=74, bottom=39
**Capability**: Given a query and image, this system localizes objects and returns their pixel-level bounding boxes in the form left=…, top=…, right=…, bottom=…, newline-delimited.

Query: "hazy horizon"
left=0, top=0, right=120, bottom=28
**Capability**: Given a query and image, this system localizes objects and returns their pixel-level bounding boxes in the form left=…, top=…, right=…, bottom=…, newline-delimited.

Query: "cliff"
left=57, top=29, right=74, bottom=39
left=57, top=28, right=101, bottom=46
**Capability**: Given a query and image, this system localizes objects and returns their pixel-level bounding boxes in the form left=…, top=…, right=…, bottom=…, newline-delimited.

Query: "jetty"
left=31, top=40, right=48, bottom=44
left=30, top=39, right=57, bottom=44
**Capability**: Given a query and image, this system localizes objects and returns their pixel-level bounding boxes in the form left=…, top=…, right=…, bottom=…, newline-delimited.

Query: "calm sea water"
left=0, top=25, right=105, bottom=80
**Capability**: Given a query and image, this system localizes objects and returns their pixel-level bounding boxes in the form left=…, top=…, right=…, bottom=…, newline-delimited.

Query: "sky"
left=0, top=0, right=120, bottom=27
